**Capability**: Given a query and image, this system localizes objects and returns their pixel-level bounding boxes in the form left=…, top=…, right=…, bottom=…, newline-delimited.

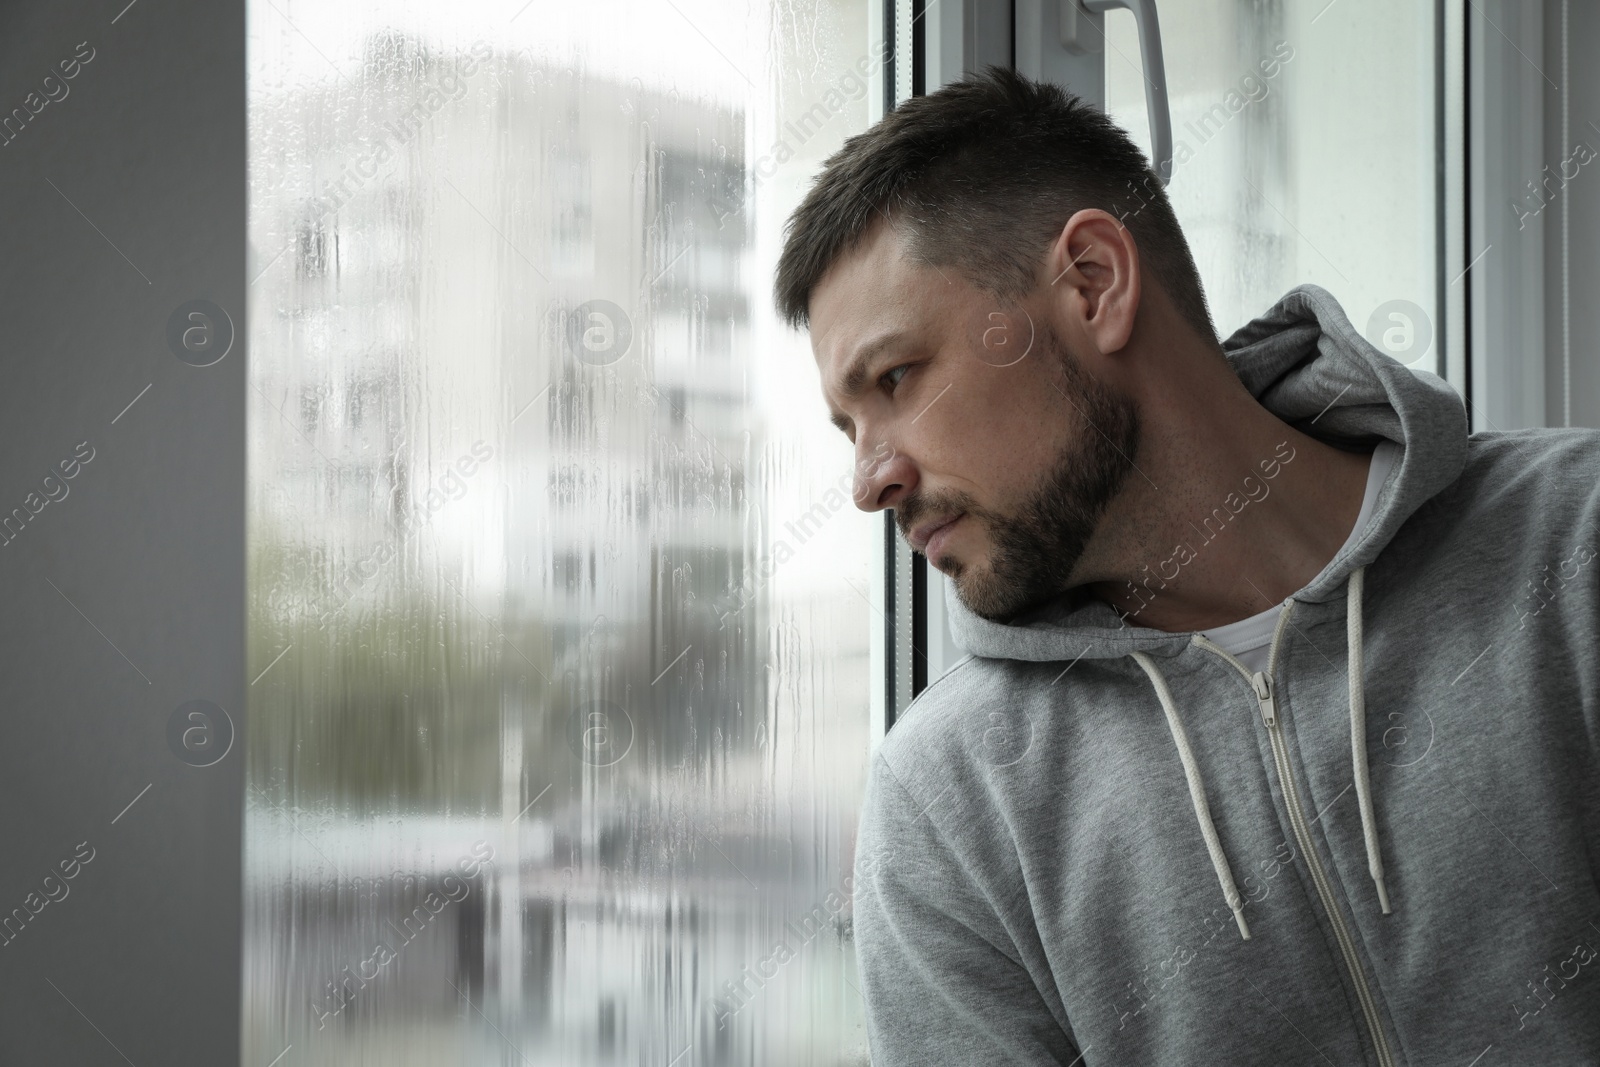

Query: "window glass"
left=246, top=3, right=877, bottom=1063
left=1107, top=0, right=1439, bottom=371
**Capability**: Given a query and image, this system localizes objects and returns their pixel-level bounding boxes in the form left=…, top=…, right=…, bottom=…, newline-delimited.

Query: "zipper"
left=1194, top=604, right=1397, bottom=1067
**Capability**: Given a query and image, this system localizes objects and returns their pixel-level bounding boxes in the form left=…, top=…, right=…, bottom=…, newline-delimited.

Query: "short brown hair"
left=774, top=66, right=1214, bottom=341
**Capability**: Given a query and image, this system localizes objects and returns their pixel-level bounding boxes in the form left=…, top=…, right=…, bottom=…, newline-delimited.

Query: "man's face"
left=810, top=223, right=1140, bottom=621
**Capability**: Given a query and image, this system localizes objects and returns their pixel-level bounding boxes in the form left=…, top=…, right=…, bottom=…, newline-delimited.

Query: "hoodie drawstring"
left=1133, top=566, right=1390, bottom=941
left=1130, top=650, right=1253, bottom=940
left=1346, top=567, right=1392, bottom=914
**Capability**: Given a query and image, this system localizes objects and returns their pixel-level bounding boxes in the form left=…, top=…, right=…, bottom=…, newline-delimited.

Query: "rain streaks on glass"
left=245, top=2, right=877, bottom=1064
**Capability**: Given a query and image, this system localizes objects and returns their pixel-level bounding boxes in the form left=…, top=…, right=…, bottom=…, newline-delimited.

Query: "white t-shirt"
left=1200, top=441, right=1399, bottom=673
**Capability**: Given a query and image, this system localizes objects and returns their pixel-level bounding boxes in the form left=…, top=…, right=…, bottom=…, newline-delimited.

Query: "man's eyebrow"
left=826, top=332, right=907, bottom=434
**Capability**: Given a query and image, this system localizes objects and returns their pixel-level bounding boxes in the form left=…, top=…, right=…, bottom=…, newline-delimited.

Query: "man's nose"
left=853, top=441, right=916, bottom=512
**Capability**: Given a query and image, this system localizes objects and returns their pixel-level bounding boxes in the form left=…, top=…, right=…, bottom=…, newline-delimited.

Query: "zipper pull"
left=1252, top=672, right=1276, bottom=727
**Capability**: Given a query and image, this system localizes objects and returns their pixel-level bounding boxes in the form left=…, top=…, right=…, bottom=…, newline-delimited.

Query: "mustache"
left=896, top=490, right=982, bottom=544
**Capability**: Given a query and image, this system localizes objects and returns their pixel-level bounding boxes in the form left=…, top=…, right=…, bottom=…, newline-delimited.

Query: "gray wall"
left=0, top=0, right=244, bottom=1063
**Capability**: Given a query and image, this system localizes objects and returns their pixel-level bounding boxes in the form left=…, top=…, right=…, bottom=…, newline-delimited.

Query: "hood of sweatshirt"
left=944, top=282, right=1469, bottom=664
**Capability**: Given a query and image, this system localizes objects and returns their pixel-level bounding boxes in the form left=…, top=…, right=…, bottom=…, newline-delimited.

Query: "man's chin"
left=946, top=560, right=1054, bottom=623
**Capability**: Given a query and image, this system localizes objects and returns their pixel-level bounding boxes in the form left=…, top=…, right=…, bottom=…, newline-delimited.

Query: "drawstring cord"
left=1130, top=650, right=1253, bottom=941
left=1133, top=566, right=1390, bottom=941
left=1347, top=567, right=1392, bottom=913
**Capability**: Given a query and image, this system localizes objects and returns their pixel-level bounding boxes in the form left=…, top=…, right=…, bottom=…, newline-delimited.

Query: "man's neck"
left=1083, top=383, right=1374, bottom=633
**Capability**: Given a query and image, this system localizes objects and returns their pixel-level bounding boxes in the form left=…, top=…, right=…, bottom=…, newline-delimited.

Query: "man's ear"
left=1045, top=208, right=1141, bottom=356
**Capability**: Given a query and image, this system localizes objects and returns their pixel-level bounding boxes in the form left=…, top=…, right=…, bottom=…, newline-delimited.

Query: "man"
left=775, top=68, right=1600, bottom=1065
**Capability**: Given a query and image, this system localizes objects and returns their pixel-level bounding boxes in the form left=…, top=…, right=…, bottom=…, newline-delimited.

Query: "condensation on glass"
left=1107, top=0, right=1440, bottom=371
left=245, top=3, right=875, bottom=1063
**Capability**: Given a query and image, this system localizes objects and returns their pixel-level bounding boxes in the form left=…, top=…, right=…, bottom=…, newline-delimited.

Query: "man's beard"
left=899, top=325, right=1140, bottom=622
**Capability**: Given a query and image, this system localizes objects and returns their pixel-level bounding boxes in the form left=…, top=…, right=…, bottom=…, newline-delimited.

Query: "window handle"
left=1061, top=0, right=1174, bottom=186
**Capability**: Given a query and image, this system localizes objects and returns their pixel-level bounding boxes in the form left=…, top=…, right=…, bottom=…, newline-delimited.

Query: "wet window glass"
left=246, top=4, right=878, bottom=1062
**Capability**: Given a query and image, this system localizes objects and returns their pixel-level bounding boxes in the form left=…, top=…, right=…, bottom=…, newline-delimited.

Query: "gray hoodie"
left=853, top=284, right=1600, bottom=1066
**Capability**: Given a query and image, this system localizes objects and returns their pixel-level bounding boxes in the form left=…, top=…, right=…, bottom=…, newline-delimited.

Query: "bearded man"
left=775, top=67, right=1600, bottom=1066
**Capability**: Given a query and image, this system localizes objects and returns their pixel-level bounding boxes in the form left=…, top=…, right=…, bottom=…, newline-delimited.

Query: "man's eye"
left=881, top=365, right=909, bottom=390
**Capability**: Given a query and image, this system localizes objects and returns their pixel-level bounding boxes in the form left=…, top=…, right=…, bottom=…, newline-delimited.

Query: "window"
left=247, top=3, right=879, bottom=1062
